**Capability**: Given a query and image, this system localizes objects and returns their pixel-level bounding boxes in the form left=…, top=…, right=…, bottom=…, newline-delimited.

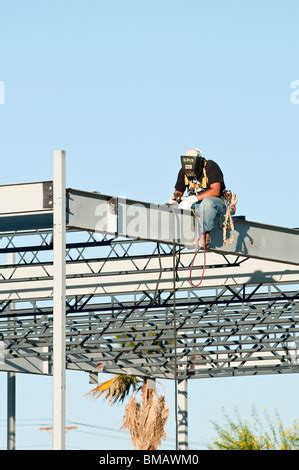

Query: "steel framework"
left=0, top=151, right=299, bottom=449
left=1, top=231, right=299, bottom=378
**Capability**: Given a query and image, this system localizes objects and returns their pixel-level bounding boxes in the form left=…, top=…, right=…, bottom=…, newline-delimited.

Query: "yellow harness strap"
left=201, top=161, right=208, bottom=189
left=184, top=161, right=208, bottom=190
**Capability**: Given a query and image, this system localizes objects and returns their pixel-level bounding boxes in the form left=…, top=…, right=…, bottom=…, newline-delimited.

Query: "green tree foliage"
left=209, top=408, right=299, bottom=450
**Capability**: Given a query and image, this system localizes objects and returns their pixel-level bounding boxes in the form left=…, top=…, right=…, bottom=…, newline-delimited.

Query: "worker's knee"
left=201, top=197, right=216, bottom=211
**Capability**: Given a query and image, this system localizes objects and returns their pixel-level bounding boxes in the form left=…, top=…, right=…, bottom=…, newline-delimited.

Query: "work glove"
left=167, top=191, right=182, bottom=205
left=168, top=196, right=178, bottom=205
left=178, top=195, right=198, bottom=210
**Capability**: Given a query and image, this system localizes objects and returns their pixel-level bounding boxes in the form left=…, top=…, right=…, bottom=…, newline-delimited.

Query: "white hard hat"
left=183, top=148, right=203, bottom=158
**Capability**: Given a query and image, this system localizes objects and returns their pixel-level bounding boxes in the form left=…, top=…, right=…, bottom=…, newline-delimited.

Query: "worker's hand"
left=178, top=195, right=198, bottom=210
left=168, top=195, right=178, bottom=205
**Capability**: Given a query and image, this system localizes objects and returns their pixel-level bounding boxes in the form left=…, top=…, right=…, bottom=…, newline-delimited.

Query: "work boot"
left=194, top=232, right=211, bottom=250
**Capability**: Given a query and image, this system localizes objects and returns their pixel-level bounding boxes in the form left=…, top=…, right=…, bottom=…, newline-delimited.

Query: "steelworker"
left=168, top=148, right=226, bottom=248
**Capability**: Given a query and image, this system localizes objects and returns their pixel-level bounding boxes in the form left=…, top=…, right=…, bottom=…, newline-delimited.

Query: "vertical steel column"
left=177, top=379, right=188, bottom=450
left=7, top=372, right=16, bottom=450
left=53, top=150, right=66, bottom=450
left=7, top=252, right=16, bottom=450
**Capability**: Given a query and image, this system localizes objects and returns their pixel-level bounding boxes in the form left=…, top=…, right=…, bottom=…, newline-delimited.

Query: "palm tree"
left=88, top=375, right=169, bottom=450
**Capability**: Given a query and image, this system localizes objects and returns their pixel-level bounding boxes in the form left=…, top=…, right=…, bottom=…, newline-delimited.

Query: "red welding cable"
left=189, top=223, right=207, bottom=288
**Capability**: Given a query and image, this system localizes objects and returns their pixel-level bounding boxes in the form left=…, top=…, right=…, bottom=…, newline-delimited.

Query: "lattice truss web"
left=0, top=228, right=299, bottom=380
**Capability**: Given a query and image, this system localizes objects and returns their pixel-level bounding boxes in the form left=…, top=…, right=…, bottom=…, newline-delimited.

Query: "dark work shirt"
left=175, top=159, right=226, bottom=196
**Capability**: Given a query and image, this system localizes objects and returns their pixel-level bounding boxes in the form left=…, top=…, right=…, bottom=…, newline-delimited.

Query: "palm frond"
left=87, top=374, right=142, bottom=405
left=122, top=382, right=169, bottom=450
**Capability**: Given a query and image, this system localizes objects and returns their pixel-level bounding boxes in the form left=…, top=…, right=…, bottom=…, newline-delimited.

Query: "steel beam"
left=177, top=379, right=188, bottom=450
left=66, top=190, right=299, bottom=265
left=7, top=252, right=16, bottom=451
left=0, top=181, right=53, bottom=214
left=7, top=372, right=16, bottom=450
left=0, top=183, right=298, bottom=265
left=52, top=150, right=66, bottom=450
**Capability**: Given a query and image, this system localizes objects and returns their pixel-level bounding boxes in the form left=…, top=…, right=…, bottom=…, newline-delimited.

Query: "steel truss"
left=1, top=229, right=299, bottom=380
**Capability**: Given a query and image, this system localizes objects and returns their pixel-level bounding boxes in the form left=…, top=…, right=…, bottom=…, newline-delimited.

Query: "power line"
left=75, top=430, right=129, bottom=441
left=68, top=420, right=127, bottom=434
left=0, top=418, right=205, bottom=447
left=75, top=430, right=175, bottom=449
left=67, top=420, right=203, bottom=446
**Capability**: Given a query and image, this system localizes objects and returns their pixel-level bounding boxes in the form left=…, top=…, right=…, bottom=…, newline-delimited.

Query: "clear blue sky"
left=0, top=0, right=299, bottom=450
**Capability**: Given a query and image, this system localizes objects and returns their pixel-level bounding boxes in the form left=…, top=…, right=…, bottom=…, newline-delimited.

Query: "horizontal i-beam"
left=1, top=182, right=298, bottom=265
left=0, top=181, right=53, bottom=231
left=66, top=189, right=299, bottom=265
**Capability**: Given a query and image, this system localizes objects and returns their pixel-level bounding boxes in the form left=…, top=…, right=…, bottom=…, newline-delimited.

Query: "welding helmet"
left=180, top=148, right=205, bottom=178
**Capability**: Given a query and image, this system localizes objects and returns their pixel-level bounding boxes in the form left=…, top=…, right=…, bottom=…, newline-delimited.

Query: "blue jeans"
left=193, top=197, right=226, bottom=239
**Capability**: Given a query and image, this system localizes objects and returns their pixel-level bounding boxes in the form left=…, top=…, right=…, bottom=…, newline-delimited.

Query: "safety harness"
left=222, top=190, right=238, bottom=245
left=184, top=160, right=208, bottom=194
